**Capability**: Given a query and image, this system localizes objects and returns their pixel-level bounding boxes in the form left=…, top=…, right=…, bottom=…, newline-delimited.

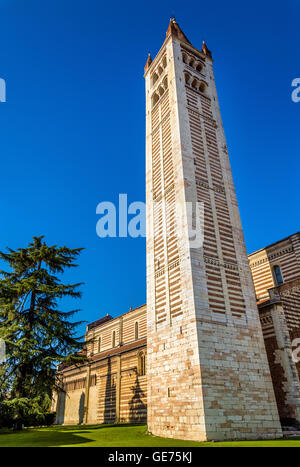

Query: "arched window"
left=189, top=57, right=195, bottom=68
left=135, top=322, right=139, bottom=340
left=158, top=85, right=165, bottom=97
left=199, top=82, right=206, bottom=94
left=196, top=63, right=203, bottom=73
left=182, top=52, right=187, bottom=64
left=152, top=92, right=159, bottom=108
left=138, top=352, right=146, bottom=376
left=162, top=76, right=168, bottom=90
left=274, top=265, right=283, bottom=286
left=162, top=56, right=167, bottom=68
left=184, top=73, right=191, bottom=85
left=152, top=72, right=158, bottom=86
left=191, top=78, right=198, bottom=89
left=112, top=330, right=116, bottom=348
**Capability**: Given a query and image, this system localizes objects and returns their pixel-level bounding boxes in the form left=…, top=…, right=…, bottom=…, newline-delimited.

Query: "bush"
left=0, top=402, right=14, bottom=429
left=0, top=397, right=56, bottom=429
left=43, top=412, right=56, bottom=426
left=23, top=411, right=56, bottom=427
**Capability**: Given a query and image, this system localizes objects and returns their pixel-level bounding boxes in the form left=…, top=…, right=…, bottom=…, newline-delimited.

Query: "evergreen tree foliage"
left=0, top=236, right=85, bottom=428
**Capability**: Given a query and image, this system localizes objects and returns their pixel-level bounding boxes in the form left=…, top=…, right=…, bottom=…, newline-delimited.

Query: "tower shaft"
left=145, top=20, right=282, bottom=441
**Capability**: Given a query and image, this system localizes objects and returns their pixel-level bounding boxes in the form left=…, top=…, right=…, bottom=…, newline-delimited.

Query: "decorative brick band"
left=187, top=106, right=217, bottom=127
left=155, top=257, right=180, bottom=278
left=203, top=255, right=239, bottom=271
left=195, top=178, right=225, bottom=194
left=250, top=247, right=294, bottom=269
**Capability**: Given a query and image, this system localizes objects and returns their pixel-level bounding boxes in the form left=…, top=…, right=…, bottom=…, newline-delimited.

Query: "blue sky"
left=0, top=0, right=299, bottom=334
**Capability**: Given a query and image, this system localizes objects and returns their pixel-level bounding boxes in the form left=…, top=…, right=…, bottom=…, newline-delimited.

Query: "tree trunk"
left=13, top=420, right=23, bottom=431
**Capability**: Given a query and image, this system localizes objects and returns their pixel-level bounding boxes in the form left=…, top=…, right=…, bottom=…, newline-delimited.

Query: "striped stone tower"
left=144, top=19, right=282, bottom=441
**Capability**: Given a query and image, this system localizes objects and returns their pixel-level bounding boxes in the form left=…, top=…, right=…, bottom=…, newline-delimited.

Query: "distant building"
left=249, top=232, right=300, bottom=424
left=54, top=305, right=147, bottom=425
left=54, top=233, right=300, bottom=432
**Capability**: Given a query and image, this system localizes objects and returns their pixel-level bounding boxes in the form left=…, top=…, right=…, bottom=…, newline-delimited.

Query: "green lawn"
left=0, top=424, right=299, bottom=447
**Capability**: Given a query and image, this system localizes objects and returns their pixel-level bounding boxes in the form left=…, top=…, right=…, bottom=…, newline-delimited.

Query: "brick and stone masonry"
left=144, top=19, right=282, bottom=441
left=249, top=233, right=300, bottom=425
left=53, top=233, right=300, bottom=433
left=53, top=305, right=147, bottom=425
left=54, top=19, right=291, bottom=441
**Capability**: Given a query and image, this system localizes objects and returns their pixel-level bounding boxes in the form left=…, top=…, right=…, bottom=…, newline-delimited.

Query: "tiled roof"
left=90, top=338, right=147, bottom=363
left=58, top=338, right=147, bottom=373
left=87, top=315, right=113, bottom=331
left=86, top=304, right=146, bottom=333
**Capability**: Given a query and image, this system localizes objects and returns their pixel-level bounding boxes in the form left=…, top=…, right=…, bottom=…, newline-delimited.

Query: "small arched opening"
left=138, top=351, right=146, bottom=376
left=184, top=72, right=191, bottom=85
left=158, top=85, right=165, bottom=97
left=152, top=72, right=158, bottom=86
left=191, top=78, right=198, bottom=89
left=199, top=81, right=207, bottom=94
left=189, top=57, right=195, bottom=68
left=152, top=92, right=159, bottom=108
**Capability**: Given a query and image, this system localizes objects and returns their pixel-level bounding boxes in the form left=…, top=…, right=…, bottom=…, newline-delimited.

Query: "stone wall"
left=54, top=306, right=147, bottom=426
left=145, top=23, right=282, bottom=441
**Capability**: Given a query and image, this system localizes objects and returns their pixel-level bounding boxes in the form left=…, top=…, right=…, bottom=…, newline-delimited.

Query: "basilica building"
left=54, top=232, right=300, bottom=431
left=53, top=20, right=300, bottom=441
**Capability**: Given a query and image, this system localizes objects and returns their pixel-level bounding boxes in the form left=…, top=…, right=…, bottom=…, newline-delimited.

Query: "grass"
left=0, top=424, right=299, bottom=447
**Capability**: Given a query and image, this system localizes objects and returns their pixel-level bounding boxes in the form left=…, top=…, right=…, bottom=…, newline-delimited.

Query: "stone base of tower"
left=147, top=425, right=282, bottom=443
left=147, top=321, right=283, bottom=442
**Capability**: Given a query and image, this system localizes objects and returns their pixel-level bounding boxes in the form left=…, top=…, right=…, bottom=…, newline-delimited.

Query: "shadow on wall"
left=79, top=392, right=85, bottom=425
left=129, top=374, right=147, bottom=423
left=56, top=391, right=66, bottom=425
left=104, top=357, right=116, bottom=423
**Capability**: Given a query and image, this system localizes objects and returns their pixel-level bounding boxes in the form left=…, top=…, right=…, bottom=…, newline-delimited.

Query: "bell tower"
left=145, top=19, right=282, bottom=441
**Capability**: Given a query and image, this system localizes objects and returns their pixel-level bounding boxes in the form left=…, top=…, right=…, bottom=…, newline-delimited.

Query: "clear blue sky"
left=0, top=0, right=299, bottom=334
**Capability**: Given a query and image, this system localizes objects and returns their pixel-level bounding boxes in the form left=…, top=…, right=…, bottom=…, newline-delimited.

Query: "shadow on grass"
left=45, top=423, right=145, bottom=432
left=0, top=424, right=148, bottom=447
left=0, top=429, right=94, bottom=447
left=1, top=425, right=300, bottom=447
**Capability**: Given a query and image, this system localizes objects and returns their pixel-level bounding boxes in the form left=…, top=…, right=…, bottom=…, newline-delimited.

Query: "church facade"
left=53, top=20, right=299, bottom=441
left=53, top=234, right=300, bottom=437
left=55, top=305, right=147, bottom=425
left=249, top=233, right=300, bottom=424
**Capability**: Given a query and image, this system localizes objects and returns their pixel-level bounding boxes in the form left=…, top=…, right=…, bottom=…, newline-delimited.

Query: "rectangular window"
left=135, top=322, right=139, bottom=340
